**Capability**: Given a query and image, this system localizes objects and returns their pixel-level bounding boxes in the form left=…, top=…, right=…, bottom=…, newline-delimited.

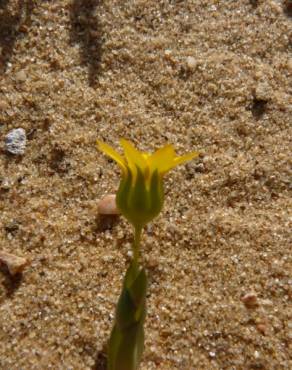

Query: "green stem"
left=132, top=225, right=142, bottom=266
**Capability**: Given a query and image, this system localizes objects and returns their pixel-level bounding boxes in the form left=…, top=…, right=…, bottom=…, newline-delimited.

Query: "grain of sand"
left=0, top=1, right=291, bottom=369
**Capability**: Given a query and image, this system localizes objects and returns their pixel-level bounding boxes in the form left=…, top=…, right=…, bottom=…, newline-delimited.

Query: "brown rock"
left=256, top=323, right=268, bottom=335
left=241, top=292, right=258, bottom=308
left=0, top=251, right=29, bottom=275
left=97, top=194, right=120, bottom=215
left=0, top=100, right=10, bottom=110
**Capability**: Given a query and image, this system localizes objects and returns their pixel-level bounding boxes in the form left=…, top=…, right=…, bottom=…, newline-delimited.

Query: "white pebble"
left=186, top=56, right=196, bottom=70
left=254, top=350, right=260, bottom=359
left=97, top=194, right=120, bottom=215
left=5, top=128, right=26, bottom=155
left=164, top=49, right=172, bottom=57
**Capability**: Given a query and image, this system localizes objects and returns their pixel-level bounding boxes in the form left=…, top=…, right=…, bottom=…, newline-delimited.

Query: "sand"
left=0, top=1, right=291, bottom=369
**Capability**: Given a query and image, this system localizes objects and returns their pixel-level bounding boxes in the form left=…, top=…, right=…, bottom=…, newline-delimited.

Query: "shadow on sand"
left=70, top=0, right=104, bottom=87
left=0, top=264, right=23, bottom=299
left=0, top=0, right=34, bottom=73
left=92, top=347, right=107, bottom=370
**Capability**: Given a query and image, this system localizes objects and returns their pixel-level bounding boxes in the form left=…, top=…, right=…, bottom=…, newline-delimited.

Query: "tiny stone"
left=255, top=82, right=272, bottom=101
left=241, top=292, right=258, bottom=308
left=97, top=194, right=120, bottom=215
left=15, top=70, right=27, bottom=82
left=0, top=100, right=10, bottom=110
left=186, top=56, right=196, bottom=70
left=147, top=256, right=159, bottom=269
left=0, top=251, right=29, bottom=275
left=254, top=350, right=260, bottom=359
left=256, top=323, right=268, bottom=335
left=0, top=178, right=12, bottom=190
left=5, top=128, right=27, bottom=155
left=287, top=58, right=292, bottom=73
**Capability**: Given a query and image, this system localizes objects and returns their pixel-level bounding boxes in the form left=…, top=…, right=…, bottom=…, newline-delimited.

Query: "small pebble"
left=15, top=70, right=27, bottom=82
left=254, top=350, right=260, bottom=359
left=0, top=100, right=10, bottom=110
left=255, top=82, right=272, bottom=101
left=241, top=292, right=258, bottom=308
left=5, top=128, right=27, bottom=155
left=256, top=323, right=268, bottom=335
left=287, top=58, right=292, bottom=73
left=164, top=49, right=172, bottom=57
left=0, top=178, right=12, bottom=190
left=97, top=194, right=120, bottom=215
left=0, top=251, right=29, bottom=275
left=186, top=56, right=196, bottom=70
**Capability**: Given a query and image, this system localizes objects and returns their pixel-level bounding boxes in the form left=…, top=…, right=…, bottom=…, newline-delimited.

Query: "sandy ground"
left=0, top=1, right=291, bottom=369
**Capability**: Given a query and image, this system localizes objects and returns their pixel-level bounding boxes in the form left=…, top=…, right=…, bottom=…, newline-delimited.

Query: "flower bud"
left=116, top=167, right=164, bottom=229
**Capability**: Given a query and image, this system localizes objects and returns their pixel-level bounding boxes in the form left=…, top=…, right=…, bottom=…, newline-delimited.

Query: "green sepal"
left=149, top=170, right=164, bottom=219
left=130, top=167, right=150, bottom=224
left=116, top=167, right=164, bottom=229
left=116, top=170, right=132, bottom=217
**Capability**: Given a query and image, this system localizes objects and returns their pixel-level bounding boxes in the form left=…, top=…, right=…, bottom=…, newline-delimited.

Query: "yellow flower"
left=97, top=139, right=198, bottom=229
left=97, top=139, right=198, bottom=183
left=99, top=139, right=199, bottom=370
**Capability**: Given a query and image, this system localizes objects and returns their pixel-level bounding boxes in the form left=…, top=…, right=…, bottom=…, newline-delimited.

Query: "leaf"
left=108, top=263, right=147, bottom=370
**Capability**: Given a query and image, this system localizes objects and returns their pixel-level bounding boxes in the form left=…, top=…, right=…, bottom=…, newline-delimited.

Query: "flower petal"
left=120, top=139, right=148, bottom=173
left=172, top=151, right=199, bottom=167
left=97, top=140, right=127, bottom=172
left=148, top=144, right=176, bottom=174
left=157, top=150, right=199, bottom=174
